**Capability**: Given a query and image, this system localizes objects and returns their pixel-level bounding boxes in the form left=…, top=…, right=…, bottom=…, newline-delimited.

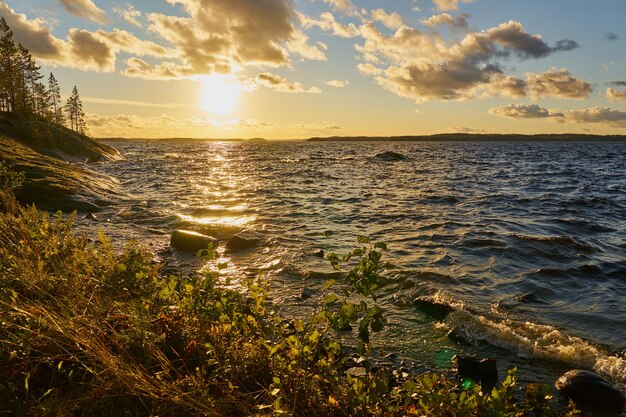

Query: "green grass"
left=0, top=170, right=583, bottom=416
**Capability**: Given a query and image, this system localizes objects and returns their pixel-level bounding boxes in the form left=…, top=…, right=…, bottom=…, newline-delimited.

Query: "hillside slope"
left=0, top=113, right=122, bottom=211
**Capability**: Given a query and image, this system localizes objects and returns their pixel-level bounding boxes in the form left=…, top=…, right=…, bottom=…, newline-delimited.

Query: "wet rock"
left=456, top=356, right=498, bottom=389
left=373, top=151, right=410, bottom=162
left=85, top=213, right=97, bottom=221
left=413, top=298, right=453, bottom=320
left=312, top=249, right=325, bottom=258
left=170, top=230, right=217, bottom=253
left=226, top=231, right=261, bottom=251
left=556, top=370, right=625, bottom=414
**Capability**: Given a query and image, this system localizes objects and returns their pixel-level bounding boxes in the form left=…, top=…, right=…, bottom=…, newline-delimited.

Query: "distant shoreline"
left=98, top=134, right=626, bottom=143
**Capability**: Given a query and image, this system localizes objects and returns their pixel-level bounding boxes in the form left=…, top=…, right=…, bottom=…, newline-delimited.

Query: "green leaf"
left=357, top=236, right=371, bottom=243
left=323, top=293, right=339, bottom=305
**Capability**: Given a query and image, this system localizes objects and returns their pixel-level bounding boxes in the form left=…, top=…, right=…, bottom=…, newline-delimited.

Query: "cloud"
left=561, top=107, right=626, bottom=128
left=113, top=4, right=142, bottom=27
left=489, top=104, right=554, bottom=119
left=255, top=72, right=322, bottom=93
left=298, top=12, right=360, bottom=38
left=0, top=2, right=64, bottom=58
left=355, top=20, right=583, bottom=102
left=432, top=0, right=473, bottom=12
left=609, top=80, right=626, bottom=87
left=490, top=104, right=626, bottom=129
left=326, top=80, right=349, bottom=87
left=85, top=113, right=341, bottom=138
left=67, top=29, right=116, bottom=71
left=370, top=9, right=404, bottom=30
left=122, top=57, right=189, bottom=80
left=58, top=0, right=106, bottom=24
left=421, top=13, right=469, bottom=30
left=606, top=88, right=626, bottom=102
left=322, top=0, right=359, bottom=16
left=146, top=0, right=325, bottom=77
left=605, top=32, right=619, bottom=41
left=526, top=69, right=592, bottom=99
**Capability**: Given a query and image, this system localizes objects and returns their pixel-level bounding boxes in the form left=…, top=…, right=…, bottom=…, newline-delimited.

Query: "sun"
left=199, top=74, right=240, bottom=116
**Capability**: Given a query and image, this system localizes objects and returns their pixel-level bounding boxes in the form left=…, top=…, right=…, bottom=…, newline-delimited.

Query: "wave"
left=427, top=296, right=626, bottom=389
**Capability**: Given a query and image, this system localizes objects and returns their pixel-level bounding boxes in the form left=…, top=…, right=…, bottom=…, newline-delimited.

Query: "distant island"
left=307, top=134, right=626, bottom=142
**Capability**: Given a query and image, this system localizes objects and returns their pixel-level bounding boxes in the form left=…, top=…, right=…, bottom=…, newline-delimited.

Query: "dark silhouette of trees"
left=65, top=86, right=86, bottom=134
left=48, top=73, right=63, bottom=124
left=0, top=17, right=87, bottom=133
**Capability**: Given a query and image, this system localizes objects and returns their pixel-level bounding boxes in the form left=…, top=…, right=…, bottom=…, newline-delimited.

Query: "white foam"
left=445, top=310, right=626, bottom=389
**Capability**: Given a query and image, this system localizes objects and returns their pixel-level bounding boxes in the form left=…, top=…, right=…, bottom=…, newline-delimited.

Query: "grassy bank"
left=0, top=169, right=581, bottom=416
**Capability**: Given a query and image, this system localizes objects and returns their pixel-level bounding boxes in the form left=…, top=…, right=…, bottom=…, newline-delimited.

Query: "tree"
left=65, top=86, right=86, bottom=133
left=0, top=17, right=18, bottom=111
left=48, top=73, right=64, bottom=124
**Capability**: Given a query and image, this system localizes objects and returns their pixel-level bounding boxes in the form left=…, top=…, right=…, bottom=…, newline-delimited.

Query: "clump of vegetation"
left=0, top=170, right=581, bottom=416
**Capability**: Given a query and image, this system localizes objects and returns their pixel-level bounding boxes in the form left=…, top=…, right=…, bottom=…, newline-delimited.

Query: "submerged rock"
left=372, top=151, right=410, bottom=162
left=170, top=230, right=217, bottom=253
left=456, top=356, right=498, bottom=389
left=556, top=370, right=625, bottom=414
left=226, top=231, right=261, bottom=251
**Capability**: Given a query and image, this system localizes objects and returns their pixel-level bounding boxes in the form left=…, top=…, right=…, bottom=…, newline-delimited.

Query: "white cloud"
left=58, top=0, right=106, bottom=24
left=432, top=0, right=473, bottom=12
left=606, top=88, right=626, bottom=102
left=526, top=69, right=592, bottom=100
left=112, top=4, right=142, bottom=27
left=370, top=9, right=404, bottom=30
left=255, top=73, right=322, bottom=94
left=326, top=80, right=349, bottom=88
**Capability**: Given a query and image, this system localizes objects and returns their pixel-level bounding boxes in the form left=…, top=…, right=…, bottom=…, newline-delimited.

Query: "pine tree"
left=48, top=73, right=64, bottom=124
left=65, top=86, right=86, bottom=133
left=0, top=17, right=18, bottom=111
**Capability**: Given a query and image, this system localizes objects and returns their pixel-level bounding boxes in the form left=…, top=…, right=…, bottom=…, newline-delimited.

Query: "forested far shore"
left=307, top=134, right=626, bottom=142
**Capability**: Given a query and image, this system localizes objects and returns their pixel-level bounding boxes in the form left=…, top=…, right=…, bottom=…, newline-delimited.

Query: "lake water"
left=79, top=139, right=626, bottom=390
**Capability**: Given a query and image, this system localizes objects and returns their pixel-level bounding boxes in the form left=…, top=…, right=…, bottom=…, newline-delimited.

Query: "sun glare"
left=199, top=74, right=240, bottom=116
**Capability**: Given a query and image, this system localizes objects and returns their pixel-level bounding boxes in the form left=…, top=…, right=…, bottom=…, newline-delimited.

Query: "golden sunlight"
left=199, top=74, right=240, bottom=115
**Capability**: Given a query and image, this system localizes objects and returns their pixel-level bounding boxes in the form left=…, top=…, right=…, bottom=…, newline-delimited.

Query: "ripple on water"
left=85, top=140, right=626, bottom=382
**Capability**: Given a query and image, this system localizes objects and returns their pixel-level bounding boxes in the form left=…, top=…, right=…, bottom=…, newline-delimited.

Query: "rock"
left=226, top=231, right=261, bottom=251
left=346, top=367, right=367, bottom=378
left=170, top=230, right=217, bottom=253
left=413, top=298, right=453, bottom=320
left=456, top=356, right=498, bottom=389
left=372, top=151, right=410, bottom=162
left=85, top=213, right=97, bottom=221
left=312, top=249, right=325, bottom=258
left=556, top=370, right=625, bottom=414
left=299, top=287, right=314, bottom=300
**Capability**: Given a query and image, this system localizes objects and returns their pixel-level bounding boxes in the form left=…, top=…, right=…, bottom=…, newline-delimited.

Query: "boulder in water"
left=170, top=230, right=217, bottom=253
left=226, top=231, right=261, bottom=251
left=373, top=151, right=410, bottom=162
left=456, top=356, right=498, bottom=389
left=556, top=369, right=625, bottom=414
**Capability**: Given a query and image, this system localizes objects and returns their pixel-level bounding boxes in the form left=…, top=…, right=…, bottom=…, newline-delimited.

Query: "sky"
left=2, top=0, right=626, bottom=139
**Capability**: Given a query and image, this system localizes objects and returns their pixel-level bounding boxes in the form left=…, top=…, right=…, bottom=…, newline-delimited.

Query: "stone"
left=312, top=249, right=325, bottom=258
left=556, top=370, right=625, bottom=414
left=226, top=231, right=261, bottom=251
left=299, top=287, right=314, bottom=300
left=170, top=230, right=217, bottom=252
left=456, top=356, right=498, bottom=389
left=85, top=213, right=97, bottom=221
left=372, top=151, right=410, bottom=162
